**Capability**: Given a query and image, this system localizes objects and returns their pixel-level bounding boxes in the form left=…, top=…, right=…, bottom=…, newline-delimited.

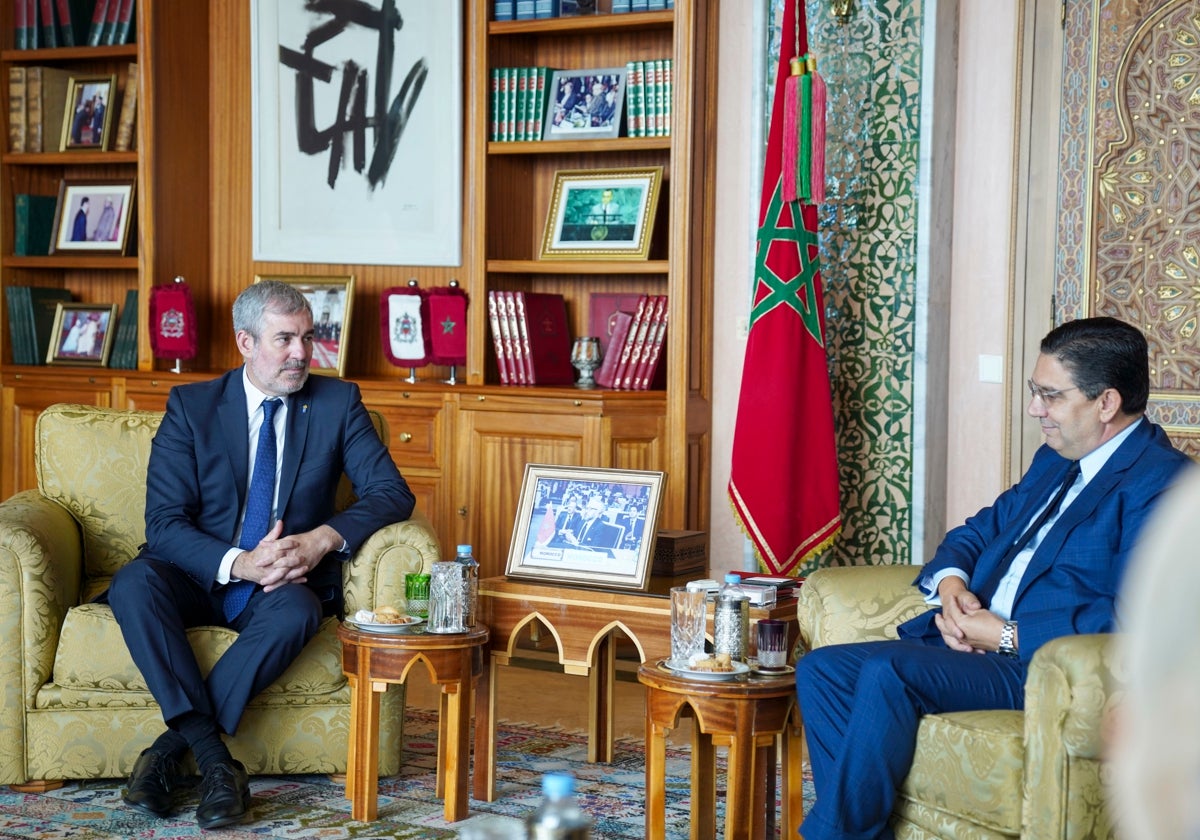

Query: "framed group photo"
left=505, top=464, right=666, bottom=591
left=60, top=74, right=116, bottom=151
left=256, top=275, right=355, bottom=377
left=543, top=66, right=627, bottom=140
left=49, top=178, right=136, bottom=256
left=47, top=303, right=118, bottom=366
left=540, top=166, right=663, bottom=260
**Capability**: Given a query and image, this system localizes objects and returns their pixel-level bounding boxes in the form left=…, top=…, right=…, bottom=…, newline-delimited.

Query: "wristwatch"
left=998, top=621, right=1019, bottom=659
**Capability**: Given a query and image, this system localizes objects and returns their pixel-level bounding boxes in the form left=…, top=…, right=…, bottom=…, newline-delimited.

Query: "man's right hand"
left=230, top=520, right=296, bottom=584
left=935, top=576, right=983, bottom=653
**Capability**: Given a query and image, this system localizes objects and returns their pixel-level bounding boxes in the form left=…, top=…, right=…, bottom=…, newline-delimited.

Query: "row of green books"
left=4, top=286, right=137, bottom=367
left=107, top=288, right=139, bottom=369
left=489, top=66, right=553, bottom=143
left=624, top=58, right=673, bottom=139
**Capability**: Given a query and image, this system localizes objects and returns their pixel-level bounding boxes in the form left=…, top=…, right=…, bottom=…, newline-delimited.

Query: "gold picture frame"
left=46, top=303, right=118, bottom=366
left=539, top=166, right=663, bottom=260
left=254, top=275, right=355, bottom=377
left=59, top=74, right=117, bottom=151
left=504, top=463, right=666, bottom=591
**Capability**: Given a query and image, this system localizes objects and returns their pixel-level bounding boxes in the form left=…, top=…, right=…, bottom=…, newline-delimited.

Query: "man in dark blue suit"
left=106, top=281, right=414, bottom=829
left=796, top=317, right=1190, bottom=840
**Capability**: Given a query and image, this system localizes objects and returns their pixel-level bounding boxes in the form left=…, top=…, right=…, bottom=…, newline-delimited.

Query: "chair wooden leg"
left=10, top=780, right=64, bottom=793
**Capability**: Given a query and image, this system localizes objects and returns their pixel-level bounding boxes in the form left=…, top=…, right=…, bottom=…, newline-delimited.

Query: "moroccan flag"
left=728, top=0, right=840, bottom=576
left=536, top=502, right=556, bottom=546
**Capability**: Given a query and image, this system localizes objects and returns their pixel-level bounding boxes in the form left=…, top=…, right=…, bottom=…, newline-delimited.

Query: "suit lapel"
left=1013, top=420, right=1153, bottom=600
left=219, top=373, right=251, bottom=507
left=968, top=466, right=1066, bottom=593
left=277, top=383, right=313, bottom=518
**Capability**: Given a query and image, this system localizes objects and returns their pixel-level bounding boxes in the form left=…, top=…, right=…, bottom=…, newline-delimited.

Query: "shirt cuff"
left=218, top=547, right=241, bottom=584
left=920, top=569, right=969, bottom=605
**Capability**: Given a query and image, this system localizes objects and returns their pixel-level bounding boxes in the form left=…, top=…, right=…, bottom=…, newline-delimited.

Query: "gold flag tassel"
left=808, top=54, right=826, bottom=204
left=781, top=55, right=806, bottom=202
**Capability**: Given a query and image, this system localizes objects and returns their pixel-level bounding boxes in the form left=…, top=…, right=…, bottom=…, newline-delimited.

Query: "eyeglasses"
left=1027, top=379, right=1078, bottom=405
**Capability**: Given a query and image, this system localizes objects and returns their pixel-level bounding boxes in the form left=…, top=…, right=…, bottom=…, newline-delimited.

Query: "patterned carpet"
left=0, top=710, right=814, bottom=838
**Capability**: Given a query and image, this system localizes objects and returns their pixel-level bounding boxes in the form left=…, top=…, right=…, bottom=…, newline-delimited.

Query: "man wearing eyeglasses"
left=797, top=316, right=1192, bottom=840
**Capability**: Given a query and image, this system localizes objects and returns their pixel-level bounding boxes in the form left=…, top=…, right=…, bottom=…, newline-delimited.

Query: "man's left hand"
left=258, top=523, right=344, bottom=591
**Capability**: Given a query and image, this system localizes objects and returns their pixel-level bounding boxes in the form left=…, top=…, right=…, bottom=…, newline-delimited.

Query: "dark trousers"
left=795, top=639, right=1027, bottom=840
left=108, top=557, right=321, bottom=737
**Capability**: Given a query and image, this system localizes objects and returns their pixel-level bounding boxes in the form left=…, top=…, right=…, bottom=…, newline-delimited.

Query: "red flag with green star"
left=728, top=0, right=839, bottom=576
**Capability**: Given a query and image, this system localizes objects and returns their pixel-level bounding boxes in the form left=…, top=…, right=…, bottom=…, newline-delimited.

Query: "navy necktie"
left=224, top=398, right=280, bottom=621
left=980, top=460, right=1081, bottom=606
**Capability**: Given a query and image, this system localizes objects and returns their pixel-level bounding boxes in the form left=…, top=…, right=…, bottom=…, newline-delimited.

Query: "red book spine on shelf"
left=594, top=310, right=633, bottom=389
left=86, top=0, right=109, bottom=46
left=113, top=0, right=133, bottom=43
left=38, top=0, right=57, bottom=47
left=632, top=295, right=668, bottom=390
left=501, top=290, right=527, bottom=384
left=608, top=295, right=649, bottom=390
left=486, top=290, right=511, bottom=384
left=519, top=292, right=574, bottom=386
left=617, top=295, right=655, bottom=390
left=53, top=0, right=72, bottom=44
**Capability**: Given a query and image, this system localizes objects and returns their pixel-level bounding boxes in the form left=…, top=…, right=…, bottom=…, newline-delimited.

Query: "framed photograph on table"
left=46, top=303, right=118, bottom=366
left=49, top=178, right=136, bottom=255
left=540, top=167, right=663, bottom=260
left=542, top=66, right=627, bottom=140
left=255, top=275, right=355, bottom=377
left=505, top=464, right=666, bottom=591
left=59, top=74, right=116, bottom=151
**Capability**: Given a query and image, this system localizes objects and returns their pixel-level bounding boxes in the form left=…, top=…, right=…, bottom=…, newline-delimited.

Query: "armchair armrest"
left=0, top=490, right=83, bottom=781
left=1023, top=633, right=1117, bottom=839
left=796, top=565, right=929, bottom=651
left=341, top=509, right=441, bottom=614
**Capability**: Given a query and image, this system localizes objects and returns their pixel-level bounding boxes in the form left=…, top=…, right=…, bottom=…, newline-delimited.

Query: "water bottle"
left=713, top=573, right=750, bottom=662
left=456, top=544, right=479, bottom=628
left=525, top=773, right=591, bottom=839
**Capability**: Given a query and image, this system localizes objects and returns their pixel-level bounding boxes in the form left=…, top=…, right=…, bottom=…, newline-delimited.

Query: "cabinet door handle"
left=458, top=506, right=468, bottom=517
left=398, top=432, right=413, bottom=443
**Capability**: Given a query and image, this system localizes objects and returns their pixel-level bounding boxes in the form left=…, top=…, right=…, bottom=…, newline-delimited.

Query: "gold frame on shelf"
left=59, top=74, right=117, bottom=152
left=539, top=166, right=663, bottom=261
left=255, top=274, right=356, bottom=377
left=504, top=463, right=666, bottom=592
left=46, top=303, right=118, bottom=367
left=49, top=177, right=137, bottom=256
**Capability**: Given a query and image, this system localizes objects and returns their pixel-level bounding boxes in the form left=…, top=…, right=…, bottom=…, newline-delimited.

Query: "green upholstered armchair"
left=795, top=565, right=1115, bottom=840
left=0, top=403, right=440, bottom=789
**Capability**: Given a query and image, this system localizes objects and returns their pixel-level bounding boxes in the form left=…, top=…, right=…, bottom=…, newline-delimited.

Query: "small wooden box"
left=652, top=529, right=707, bottom=577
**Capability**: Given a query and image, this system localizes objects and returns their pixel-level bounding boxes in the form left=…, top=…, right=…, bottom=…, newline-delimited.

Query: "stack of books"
left=7, top=62, right=137, bottom=154
left=494, top=0, right=673, bottom=18
left=593, top=293, right=668, bottom=390
left=12, top=0, right=135, bottom=50
left=107, top=288, right=139, bottom=369
left=489, top=66, right=555, bottom=142
left=486, top=290, right=575, bottom=386
left=4, top=285, right=72, bottom=365
left=623, top=58, right=673, bottom=138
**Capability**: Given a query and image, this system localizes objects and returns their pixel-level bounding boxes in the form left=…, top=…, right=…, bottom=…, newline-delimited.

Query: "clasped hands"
left=231, top=521, right=344, bottom=592
left=934, top=577, right=1009, bottom=654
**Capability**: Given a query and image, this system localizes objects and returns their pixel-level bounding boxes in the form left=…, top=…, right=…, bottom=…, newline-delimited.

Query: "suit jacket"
left=139, top=368, right=415, bottom=608
left=899, top=419, right=1189, bottom=662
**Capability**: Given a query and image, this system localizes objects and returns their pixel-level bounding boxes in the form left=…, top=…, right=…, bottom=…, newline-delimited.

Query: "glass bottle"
left=456, top=543, right=479, bottom=628
left=713, top=573, right=750, bottom=662
left=525, top=772, right=591, bottom=839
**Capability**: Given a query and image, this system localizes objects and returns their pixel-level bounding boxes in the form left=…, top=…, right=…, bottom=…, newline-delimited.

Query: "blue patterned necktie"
left=224, top=397, right=281, bottom=621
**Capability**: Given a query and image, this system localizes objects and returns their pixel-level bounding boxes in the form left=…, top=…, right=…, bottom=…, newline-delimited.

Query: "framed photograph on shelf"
left=505, top=464, right=666, bottom=591
left=543, top=66, right=627, bottom=140
left=59, top=74, right=117, bottom=151
left=540, top=166, right=663, bottom=260
left=255, top=275, right=355, bottom=377
left=49, top=178, right=136, bottom=256
left=46, top=303, right=118, bottom=367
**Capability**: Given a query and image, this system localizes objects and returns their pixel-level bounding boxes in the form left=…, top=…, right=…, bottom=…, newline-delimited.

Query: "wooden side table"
left=474, top=576, right=800, bottom=802
left=637, top=662, right=804, bottom=840
left=337, top=622, right=489, bottom=823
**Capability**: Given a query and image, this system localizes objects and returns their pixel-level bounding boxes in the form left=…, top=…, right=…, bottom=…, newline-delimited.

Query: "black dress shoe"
left=195, top=759, right=251, bottom=830
left=121, top=749, right=181, bottom=817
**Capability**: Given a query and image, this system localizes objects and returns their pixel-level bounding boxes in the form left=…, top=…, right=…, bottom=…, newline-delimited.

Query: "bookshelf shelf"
left=0, top=44, right=138, bottom=63
left=3, top=255, right=138, bottom=269
left=2, top=151, right=138, bottom=165
left=488, top=11, right=673, bottom=37
left=488, top=137, right=671, bottom=155
left=487, top=258, right=669, bottom=274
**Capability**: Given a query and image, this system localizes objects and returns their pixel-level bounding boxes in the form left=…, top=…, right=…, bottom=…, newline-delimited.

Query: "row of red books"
left=13, top=0, right=132, bottom=49
left=594, top=293, right=668, bottom=390
left=486, top=290, right=574, bottom=386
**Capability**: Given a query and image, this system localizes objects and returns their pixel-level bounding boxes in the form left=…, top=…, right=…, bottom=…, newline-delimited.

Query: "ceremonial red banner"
left=728, top=0, right=840, bottom=576
left=149, top=281, right=198, bottom=360
left=427, top=286, right=469, bottom=366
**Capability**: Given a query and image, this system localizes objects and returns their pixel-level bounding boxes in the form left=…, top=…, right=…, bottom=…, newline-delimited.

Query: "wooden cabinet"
left=0, top=2, right=210, bottom=371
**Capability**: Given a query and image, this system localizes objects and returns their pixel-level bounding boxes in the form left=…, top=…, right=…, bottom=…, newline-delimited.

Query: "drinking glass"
left=427, top=561, right=468, bottom=634
left=404, top=572, right=430, bottom=619
left=755, top=618, right=788, bottom=670
left=669, top=586, right=707, bottom=667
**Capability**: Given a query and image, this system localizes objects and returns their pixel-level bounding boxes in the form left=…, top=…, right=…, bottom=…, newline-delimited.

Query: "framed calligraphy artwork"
left=251, top=1, right=462, bottom=266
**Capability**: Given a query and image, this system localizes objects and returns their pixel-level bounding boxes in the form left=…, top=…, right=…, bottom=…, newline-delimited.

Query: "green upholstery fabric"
left=0, top=403, right=441, bottom=786
left=795, top=566, right=1116, bottom=840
